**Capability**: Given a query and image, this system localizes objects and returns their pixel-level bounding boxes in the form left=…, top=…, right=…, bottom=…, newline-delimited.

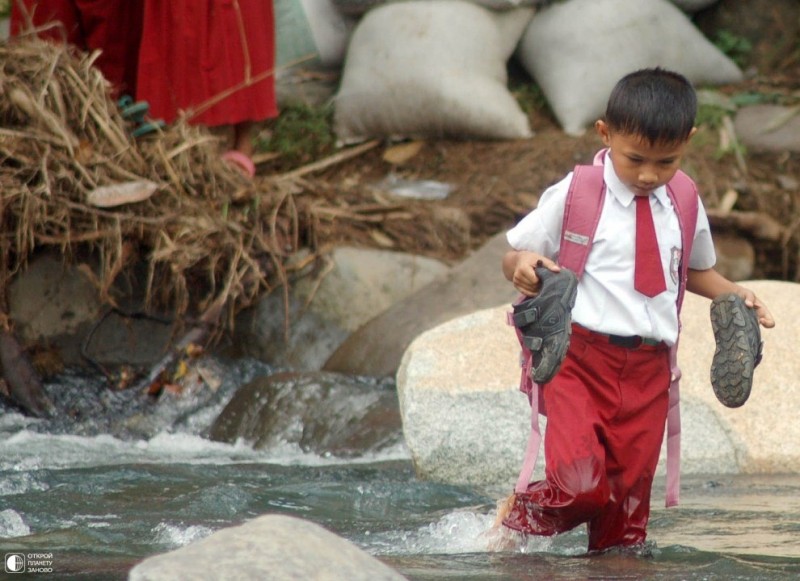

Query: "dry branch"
left=706, top=209, right=787, bottom=241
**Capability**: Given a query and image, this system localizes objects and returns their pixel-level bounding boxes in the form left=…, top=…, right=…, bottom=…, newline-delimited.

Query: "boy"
left=499, top=68, right=774, bottom=552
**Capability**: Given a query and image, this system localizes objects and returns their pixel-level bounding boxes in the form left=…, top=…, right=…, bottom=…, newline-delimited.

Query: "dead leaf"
left=383, top=141, right=424, bottom=165
left=86, top=180, right=158, bottom=208
left=369, top=229, right=395, bottom=248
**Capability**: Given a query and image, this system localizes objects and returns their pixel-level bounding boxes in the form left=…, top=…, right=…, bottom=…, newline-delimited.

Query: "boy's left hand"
left=740, top=291, right=775, bottom=329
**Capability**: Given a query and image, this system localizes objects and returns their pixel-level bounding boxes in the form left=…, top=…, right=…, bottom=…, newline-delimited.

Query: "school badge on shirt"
left=670, top=247, right=682, bottom=285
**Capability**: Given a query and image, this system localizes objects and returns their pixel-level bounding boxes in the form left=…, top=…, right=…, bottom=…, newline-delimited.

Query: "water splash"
left=153, top=522, right=214, bottom=549
left=0, top=509, right=31, bottom=538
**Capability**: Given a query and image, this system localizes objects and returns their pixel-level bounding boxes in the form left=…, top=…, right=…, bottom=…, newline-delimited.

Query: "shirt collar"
left=602, top=151, right=670, bottom=208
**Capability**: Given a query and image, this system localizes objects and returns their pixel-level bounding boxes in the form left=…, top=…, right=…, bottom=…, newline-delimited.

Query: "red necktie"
left=634, top=195, right=666, bottom=297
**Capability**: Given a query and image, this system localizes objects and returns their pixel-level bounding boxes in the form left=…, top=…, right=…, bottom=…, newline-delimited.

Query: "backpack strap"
left=663, top=169, right=699, bottom=507
left=507, top=314, right=544, bottom=494
left=558, top=165, right=606, bottom=279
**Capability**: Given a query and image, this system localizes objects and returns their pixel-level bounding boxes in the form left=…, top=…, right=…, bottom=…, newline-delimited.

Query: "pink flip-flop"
left=221, top=150, right=256, bottom=178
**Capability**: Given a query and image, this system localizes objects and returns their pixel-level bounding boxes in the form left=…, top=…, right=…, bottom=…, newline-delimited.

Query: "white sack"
left=334, top=0, right=534, bottom=142
left=516, top=0, right=743, bottom=135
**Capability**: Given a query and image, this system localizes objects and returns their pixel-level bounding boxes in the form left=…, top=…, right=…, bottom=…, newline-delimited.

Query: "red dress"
left=135, top=0, right=278, bottom=127
left=11, top=0, right=144, bottom=97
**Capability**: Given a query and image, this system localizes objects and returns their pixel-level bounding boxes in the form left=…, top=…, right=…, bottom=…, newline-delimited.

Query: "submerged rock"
left=209, top=371, right=402, bottom=457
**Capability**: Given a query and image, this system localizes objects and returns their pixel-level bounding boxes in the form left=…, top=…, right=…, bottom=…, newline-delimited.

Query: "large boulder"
left=233, top=246, right=448, bottom=371
left=324, top=232, right=518, bottom=377
left=397, top=280, right=798, bottom=488
left=129, top=514, right=407, bottom=581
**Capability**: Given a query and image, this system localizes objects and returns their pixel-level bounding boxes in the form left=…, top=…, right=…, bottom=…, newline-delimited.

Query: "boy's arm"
left=687, top=267, right=775, bottom=328
left=502, top=249, right=560, bottom=297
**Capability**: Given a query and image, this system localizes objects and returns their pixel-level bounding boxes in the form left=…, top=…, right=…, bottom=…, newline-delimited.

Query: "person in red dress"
left=136, top=0, right=279, bottom=176
left=10, top=0, right=143, bottom=97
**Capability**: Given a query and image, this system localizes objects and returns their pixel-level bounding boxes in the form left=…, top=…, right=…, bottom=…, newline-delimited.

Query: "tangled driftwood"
left=0, top=37, right=305, bottom=325
left=0, top=36, right=319, bottom=411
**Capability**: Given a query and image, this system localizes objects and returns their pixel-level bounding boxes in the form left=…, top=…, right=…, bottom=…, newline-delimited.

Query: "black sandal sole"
left=710, top=293, right=763, bottom=408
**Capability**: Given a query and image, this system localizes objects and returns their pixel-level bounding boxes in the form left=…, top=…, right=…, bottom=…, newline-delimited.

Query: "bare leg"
left=233, top=121, right=255, bottom=157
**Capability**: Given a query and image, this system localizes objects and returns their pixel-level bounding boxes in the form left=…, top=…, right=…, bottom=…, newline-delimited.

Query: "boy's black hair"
left=604, top=67, right=697, bottom=144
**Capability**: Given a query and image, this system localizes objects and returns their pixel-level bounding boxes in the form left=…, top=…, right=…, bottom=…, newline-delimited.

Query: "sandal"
left=118, top=96, right=166, bottom=138
left=130, top=119, right=166, bottom=138
left=221, top=150, right=256, bottom=178
left=710, top=293, right=763, bottom=408
left=511, top=266, right=578, bottom=384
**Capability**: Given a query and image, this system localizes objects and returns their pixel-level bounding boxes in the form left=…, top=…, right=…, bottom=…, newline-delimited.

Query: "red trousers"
left=11, top=0, right=144, bottom=96
left=503, top=324, right=671, bottom=551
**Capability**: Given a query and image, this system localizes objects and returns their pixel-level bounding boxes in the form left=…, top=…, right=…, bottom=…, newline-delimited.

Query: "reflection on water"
left=652, top=475, right=800, bottom=559
left=1, top=364, right=799, bottom=580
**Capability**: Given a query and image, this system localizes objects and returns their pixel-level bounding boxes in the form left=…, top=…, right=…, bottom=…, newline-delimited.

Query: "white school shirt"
left=507, top=155, right=716, bottom=345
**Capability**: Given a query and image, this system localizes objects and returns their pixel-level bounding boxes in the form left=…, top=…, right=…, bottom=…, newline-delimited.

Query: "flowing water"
left=1, top=360, right=799, bottom=580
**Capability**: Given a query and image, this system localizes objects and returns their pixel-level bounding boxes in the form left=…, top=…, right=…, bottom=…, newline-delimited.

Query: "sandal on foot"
left=511, top=266, right=578, bottom=384
left=221, top=150, right=256, bottom=178
left=130, top=119, right=166, bottom=138
left=710, top=293, right=763, bottom=408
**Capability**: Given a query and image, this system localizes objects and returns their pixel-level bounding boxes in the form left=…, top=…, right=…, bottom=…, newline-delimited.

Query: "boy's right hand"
left=503, top=250, right=560, bottom=297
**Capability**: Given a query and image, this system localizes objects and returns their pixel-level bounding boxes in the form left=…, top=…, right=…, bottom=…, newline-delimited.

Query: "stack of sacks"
left=515, top=0, right=741, bottom=135
left=333, top=0, right=537, bottom=142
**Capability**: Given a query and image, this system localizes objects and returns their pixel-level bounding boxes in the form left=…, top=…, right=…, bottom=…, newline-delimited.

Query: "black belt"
left=607, top=334, right=663, bottom=348
left=573, top=324, right=665, bottom=349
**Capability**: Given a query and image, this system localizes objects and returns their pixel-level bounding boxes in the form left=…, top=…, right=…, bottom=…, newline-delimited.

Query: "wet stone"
left=209, top=370, right=403, bottom=457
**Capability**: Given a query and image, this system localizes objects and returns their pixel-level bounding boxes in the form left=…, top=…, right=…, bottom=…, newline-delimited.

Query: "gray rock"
left=734, top=105, right=800, bottom=153
left=209, top=371, right=402, bottom=457
left=713, top=233, right=755, bottom=281
left=7, top=252, right=101, bottom=350
left=397, top=307, right=534, bottom=487
left=7, top=252, right=175, bottom=369
left=324, top=232, right=518, bottom=377
left=233, top=246, right=448, bottom=371
left=129, top=514, right=407, bottom=581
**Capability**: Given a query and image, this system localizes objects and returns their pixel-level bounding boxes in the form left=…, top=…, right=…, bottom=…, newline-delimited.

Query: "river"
left=1, top=359, right=799, bottom=580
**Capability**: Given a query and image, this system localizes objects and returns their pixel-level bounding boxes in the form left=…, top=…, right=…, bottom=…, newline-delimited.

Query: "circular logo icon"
left=5, top=553, right=25, bottom=573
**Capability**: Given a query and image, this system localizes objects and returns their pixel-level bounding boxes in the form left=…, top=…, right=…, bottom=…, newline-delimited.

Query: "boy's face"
left=595, top=120, right=696, bottom=196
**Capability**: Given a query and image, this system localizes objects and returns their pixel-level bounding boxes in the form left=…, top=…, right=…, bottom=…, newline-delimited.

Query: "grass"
left=713, top=29, right=753, bottom=69
left=254, top=101, right=336, bottom=169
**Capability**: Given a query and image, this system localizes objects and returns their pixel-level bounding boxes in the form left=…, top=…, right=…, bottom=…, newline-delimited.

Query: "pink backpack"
left=510, top=150, right=699, bottom=507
